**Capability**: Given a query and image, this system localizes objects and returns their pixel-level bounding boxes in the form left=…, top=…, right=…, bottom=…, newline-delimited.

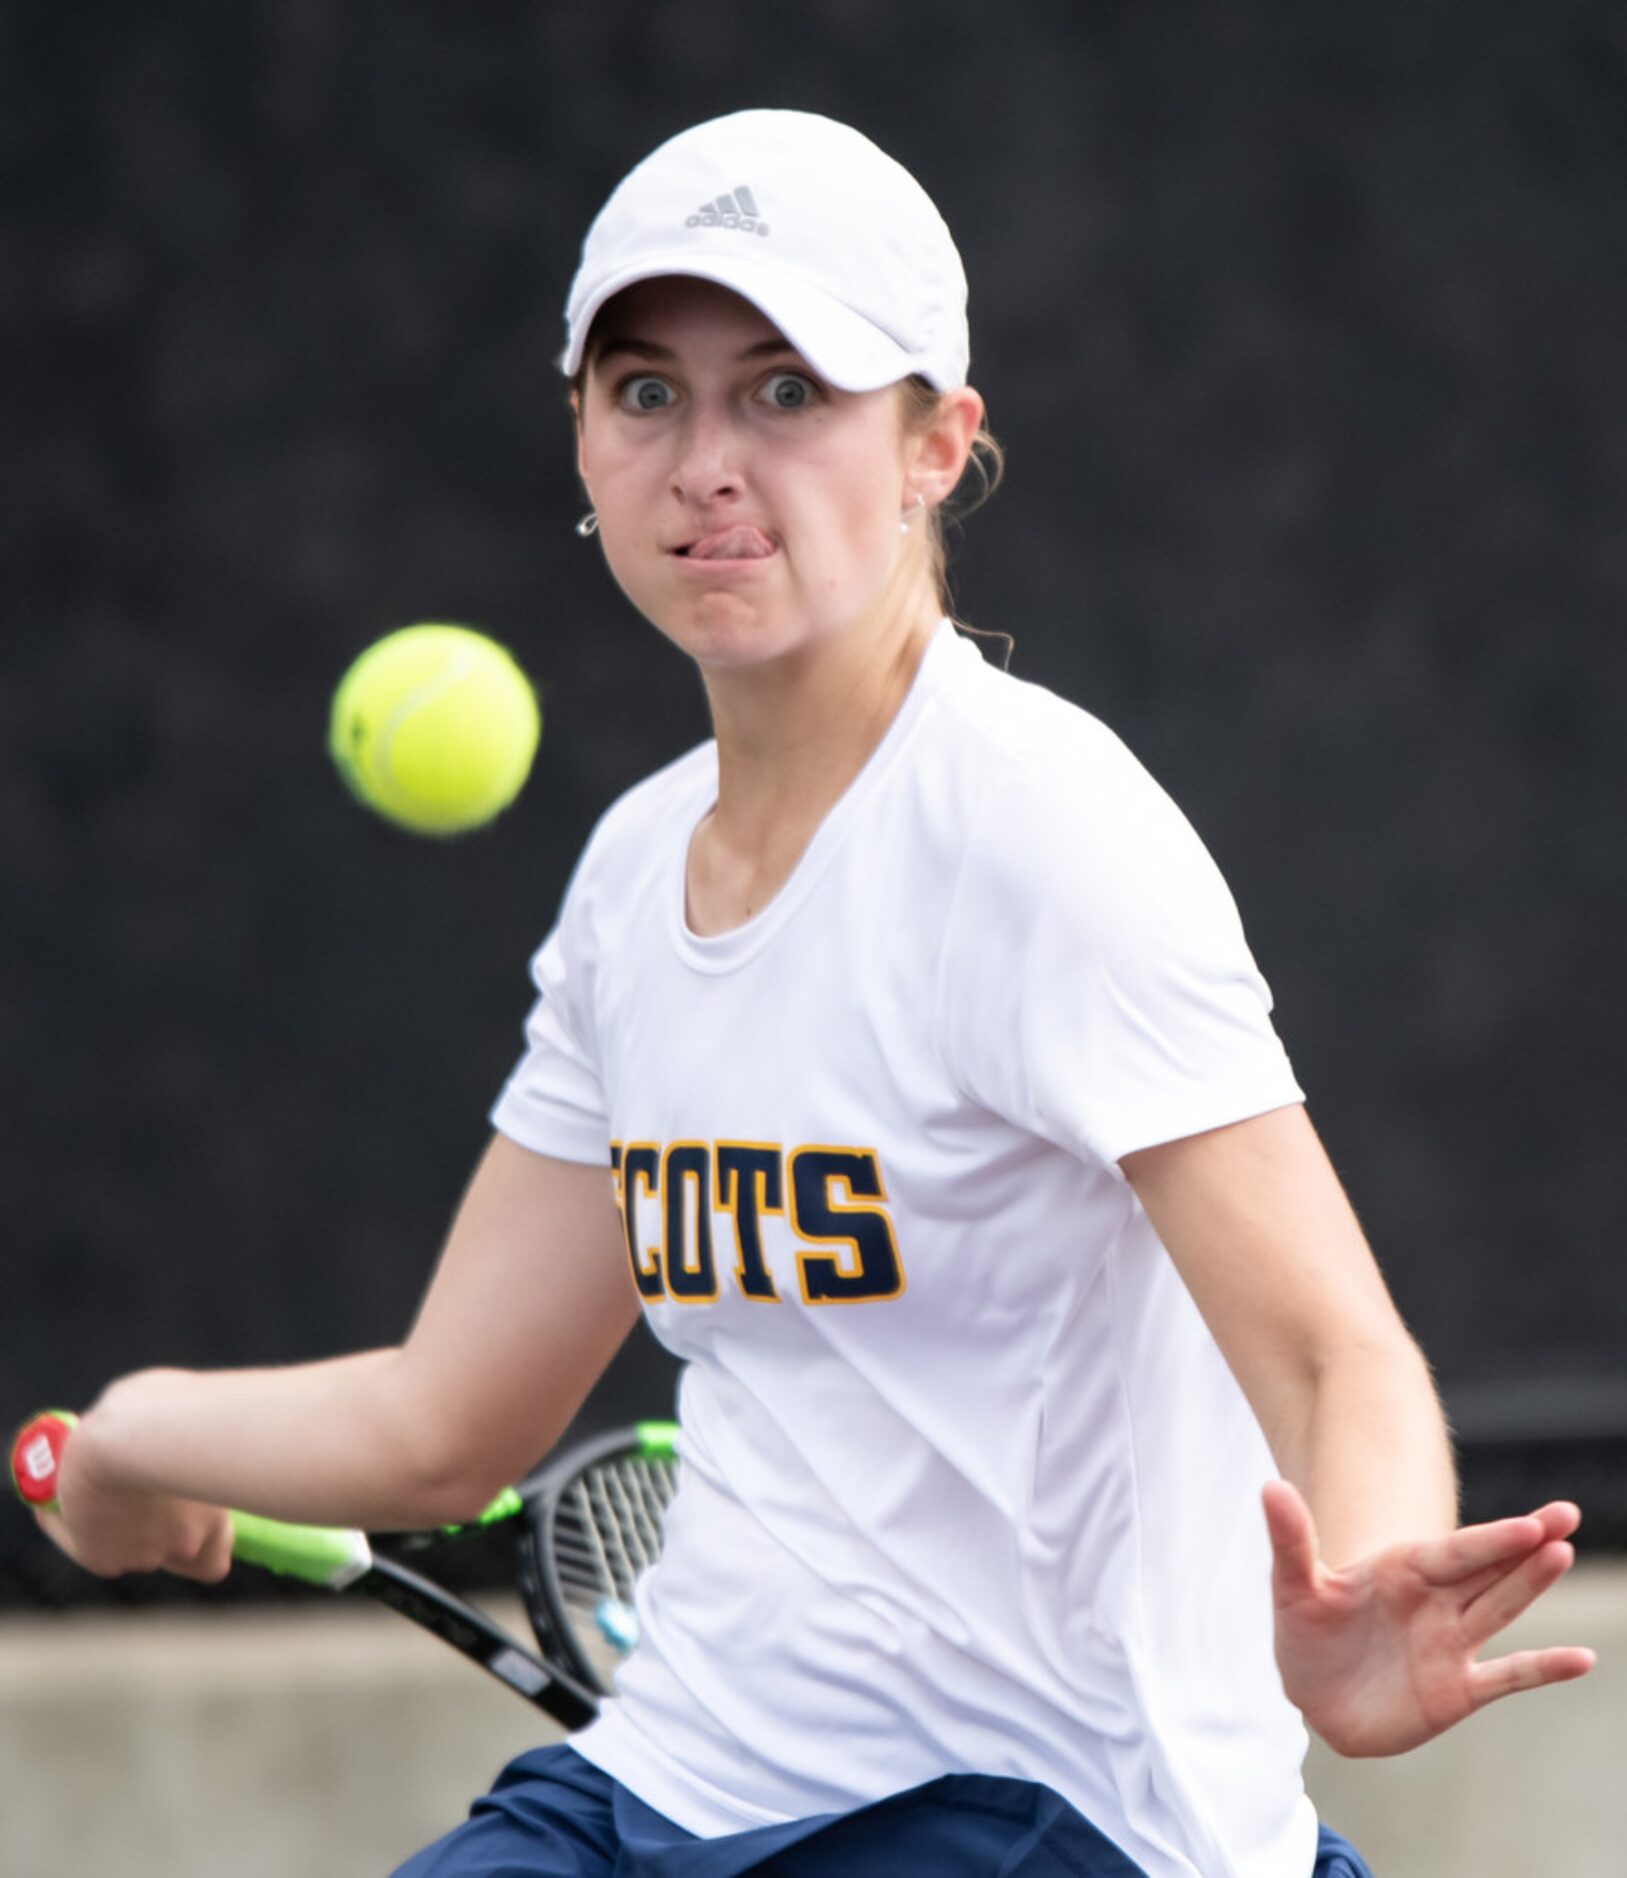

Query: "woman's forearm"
left=1277, top=1335, right=1458, bottom=1568
left=1122, top=1109, right=1462, bottom=1567
left=53, top=1145, right=641, bottom=1556
left=66, top=1347, right=489, bottom=1533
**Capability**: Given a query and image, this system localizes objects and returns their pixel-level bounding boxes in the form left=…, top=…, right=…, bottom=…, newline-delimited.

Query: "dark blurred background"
left=3, top=1, right=1623, bottom=1606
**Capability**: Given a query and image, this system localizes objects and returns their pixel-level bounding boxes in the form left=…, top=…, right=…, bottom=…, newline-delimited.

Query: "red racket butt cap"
left=10, top=1411, right=73, bottom=1508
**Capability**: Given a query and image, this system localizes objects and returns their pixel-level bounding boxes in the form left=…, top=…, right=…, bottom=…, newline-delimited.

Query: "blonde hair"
left=897, top=375, right=1005, bottom=613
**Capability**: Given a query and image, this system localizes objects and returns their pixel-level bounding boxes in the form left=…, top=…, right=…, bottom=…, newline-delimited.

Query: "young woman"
left=36, top=111, right=1592, bottom=1878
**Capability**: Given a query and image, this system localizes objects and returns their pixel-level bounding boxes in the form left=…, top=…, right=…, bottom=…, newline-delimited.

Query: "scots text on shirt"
left=611, top=1141, right=905, bottom=1305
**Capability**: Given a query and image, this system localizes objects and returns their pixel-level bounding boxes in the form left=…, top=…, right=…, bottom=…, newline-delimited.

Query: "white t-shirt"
left=492, top=621, right=1318, bottom=1878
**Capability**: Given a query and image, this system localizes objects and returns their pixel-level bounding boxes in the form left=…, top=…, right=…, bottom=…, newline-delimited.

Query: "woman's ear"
left=570, top=388, right=589, bottom=488
left=908, top=386, right=984, bottom=509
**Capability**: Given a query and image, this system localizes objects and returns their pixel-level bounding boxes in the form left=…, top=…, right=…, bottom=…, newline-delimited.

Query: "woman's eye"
left=760, top=372, right=816, bottom=410
left=620, top=376, right=674, bottom=412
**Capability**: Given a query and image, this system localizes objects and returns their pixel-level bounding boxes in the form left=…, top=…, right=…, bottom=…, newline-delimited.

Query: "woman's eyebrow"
left=592, top=336, right=674, bottom=366
left=737, top=336, right=800, bottom=361
left=592, top=335, right=803, bottom=368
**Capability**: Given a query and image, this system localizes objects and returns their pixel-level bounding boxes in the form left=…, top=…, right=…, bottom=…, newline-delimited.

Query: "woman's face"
left=574, top=277, right=934, bottom=674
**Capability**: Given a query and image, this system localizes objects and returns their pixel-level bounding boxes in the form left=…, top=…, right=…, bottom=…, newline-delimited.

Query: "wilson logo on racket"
left=10, top=1411, right=76, bottom=1506
left=20, top=1435, right=56, bottom=1483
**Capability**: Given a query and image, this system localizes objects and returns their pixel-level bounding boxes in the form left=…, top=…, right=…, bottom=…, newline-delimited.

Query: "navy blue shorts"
left=392, top=1744, right=1374, bottom=1876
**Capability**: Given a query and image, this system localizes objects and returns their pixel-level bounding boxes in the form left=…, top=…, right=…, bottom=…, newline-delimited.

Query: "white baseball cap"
left=561, top=109, right=970, bottom=393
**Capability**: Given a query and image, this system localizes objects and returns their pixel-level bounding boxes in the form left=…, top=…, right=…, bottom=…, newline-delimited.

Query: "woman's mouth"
left=675, top=526, right=776, bottom=561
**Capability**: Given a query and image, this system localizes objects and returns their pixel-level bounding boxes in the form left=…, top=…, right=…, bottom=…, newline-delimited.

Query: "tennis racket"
left=10, top=1409, right=680, bottom=1730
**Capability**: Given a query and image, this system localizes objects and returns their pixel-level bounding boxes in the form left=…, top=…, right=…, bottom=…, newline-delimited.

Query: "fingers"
left=1460, top=1537, right=1580, bottom=1645
left=170, top=1511, right=236, bottom=1584
left=34, top=1497, right=234, bottom=1582
left=1262, top=1479, right=1322, bottom=1601
left=1468, top=1643, right=1597, bottom=1711
left=1413, top=1505, right=1575, bottom=1586
left=33, top=1505, right=93, bottom=1575
left=1531, top=1501, right=1584, bottom=1543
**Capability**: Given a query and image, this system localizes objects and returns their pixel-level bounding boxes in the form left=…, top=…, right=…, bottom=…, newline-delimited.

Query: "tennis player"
left=35, top=111, right=1594, bottom=1877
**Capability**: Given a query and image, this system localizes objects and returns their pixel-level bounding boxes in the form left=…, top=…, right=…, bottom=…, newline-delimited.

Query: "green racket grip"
left=228, top=1511, right=373, bottom=1589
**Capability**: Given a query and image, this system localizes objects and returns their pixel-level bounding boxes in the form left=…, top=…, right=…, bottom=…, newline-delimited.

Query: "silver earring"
left=899, top=492, right=926, bottom=535
left=575, top=510, right=599, bottom=539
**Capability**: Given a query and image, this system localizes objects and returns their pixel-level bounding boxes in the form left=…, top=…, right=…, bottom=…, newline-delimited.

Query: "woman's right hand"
left=36, top=1412, right=235, bottom=1583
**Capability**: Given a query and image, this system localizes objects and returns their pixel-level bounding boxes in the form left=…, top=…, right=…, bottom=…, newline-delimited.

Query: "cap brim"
left=563, top=249, right=931, bottom=393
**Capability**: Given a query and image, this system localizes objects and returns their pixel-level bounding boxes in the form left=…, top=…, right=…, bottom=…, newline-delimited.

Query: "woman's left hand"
left=1264, top=1479, right=1596, bottom=1756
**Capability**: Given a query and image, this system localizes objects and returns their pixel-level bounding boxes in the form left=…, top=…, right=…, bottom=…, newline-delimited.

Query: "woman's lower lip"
left=671, top=551, right=776, bottom=571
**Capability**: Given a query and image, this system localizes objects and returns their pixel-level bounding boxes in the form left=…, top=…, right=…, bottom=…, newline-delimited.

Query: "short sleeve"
left=935, top=731, right=1303, bottom=1171
left=489, top=863, right=613, bottom=1166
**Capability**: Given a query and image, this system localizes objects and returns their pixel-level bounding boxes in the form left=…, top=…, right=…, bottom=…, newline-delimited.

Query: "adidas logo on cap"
left=685, top=185, right=769, bottom=237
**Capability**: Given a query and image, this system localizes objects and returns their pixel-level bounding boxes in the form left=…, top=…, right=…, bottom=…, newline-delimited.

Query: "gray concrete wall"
left=0, top=1595, right=557, bottom=1877
left=1304, top=1560, right=1623, bottom=1877
left=1, top=1569, right=1619, bottom=1877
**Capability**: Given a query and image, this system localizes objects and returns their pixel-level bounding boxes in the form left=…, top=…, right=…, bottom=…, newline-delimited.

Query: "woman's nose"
left=671, top=409, right=741, bottom=505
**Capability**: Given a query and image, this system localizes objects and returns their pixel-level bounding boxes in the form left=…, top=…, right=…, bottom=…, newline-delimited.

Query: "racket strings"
left=553, top=1456, right=678, bottom=1617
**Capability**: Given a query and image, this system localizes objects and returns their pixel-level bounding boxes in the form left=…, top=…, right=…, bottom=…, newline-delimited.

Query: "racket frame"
left=10, top=1411, right=678, bottom=1729
left=517, top=1421, right=680, bottom=1697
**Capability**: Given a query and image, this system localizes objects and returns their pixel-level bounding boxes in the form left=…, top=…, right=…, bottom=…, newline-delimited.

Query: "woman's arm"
left=1121, top=1104, right=1593, bottom=1754
left=1121, top=1102, right=1454, bottom=1565
left=42, top=1135, right=640, bottom=1577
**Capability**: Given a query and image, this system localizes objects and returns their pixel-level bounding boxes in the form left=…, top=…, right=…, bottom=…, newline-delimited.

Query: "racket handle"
left=10, top=1409, right=78, bottom=1507
left=229, top=1512, right=373, bottom=1588
left=10, top=1407, right=372, bottom=1590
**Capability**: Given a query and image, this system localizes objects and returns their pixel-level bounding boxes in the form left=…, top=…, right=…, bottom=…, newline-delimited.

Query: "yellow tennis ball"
left=329, top=624, right=541, bottom=835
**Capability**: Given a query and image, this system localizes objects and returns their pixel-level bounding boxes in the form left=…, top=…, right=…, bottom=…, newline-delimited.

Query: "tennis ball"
left=329, top=623, right=541, bottom=835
